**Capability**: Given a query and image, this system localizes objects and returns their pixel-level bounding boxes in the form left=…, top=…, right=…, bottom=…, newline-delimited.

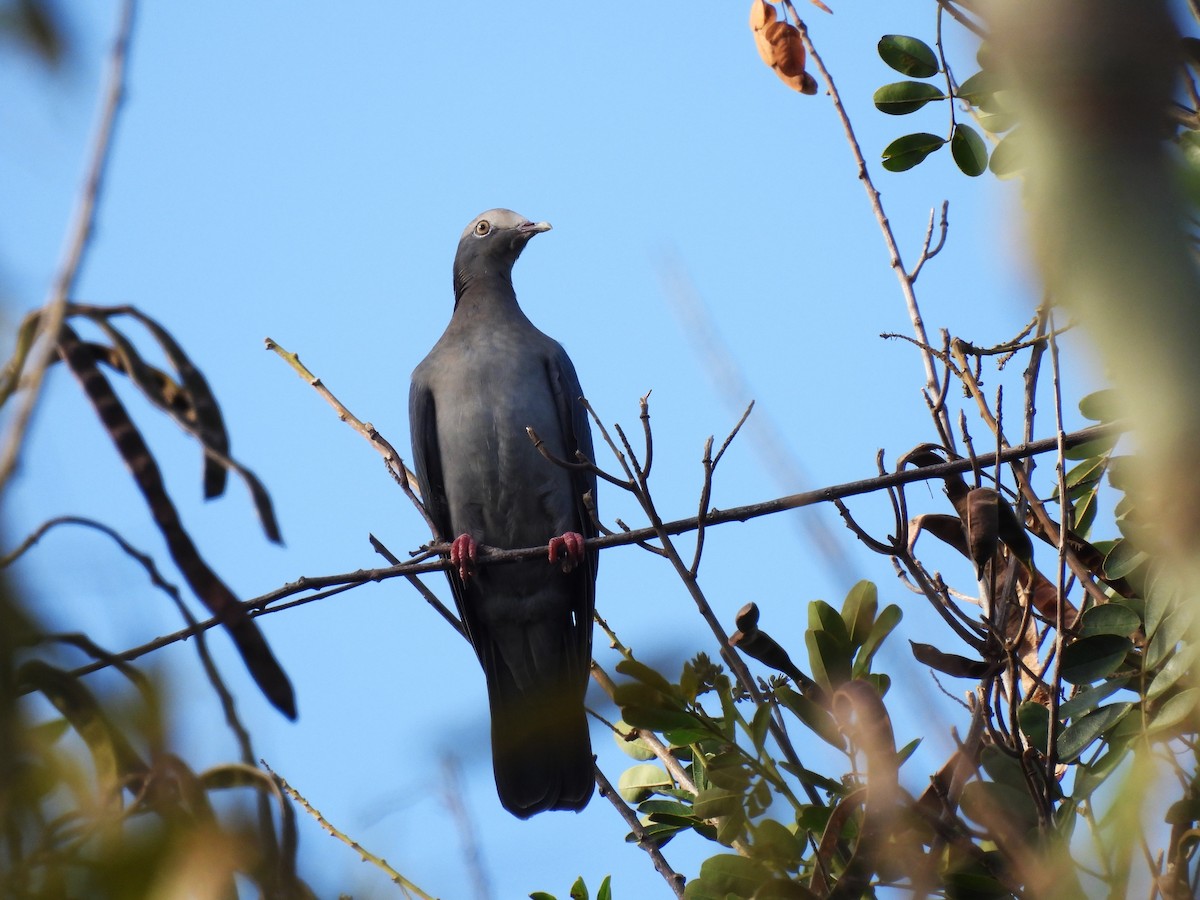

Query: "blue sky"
left=1, top=3, right=1108, bottom=896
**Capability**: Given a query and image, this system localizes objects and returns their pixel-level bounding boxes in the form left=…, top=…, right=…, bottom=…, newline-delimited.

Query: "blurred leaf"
left=988, top=127, right=1024, bottom=177
left=961, top=780, right=1039, bottom=832
left=881, top=132, right=945, bottom=171
left=1079, top=388, right=1123, bottom=421
left=957, top=70, right=1001, bottom=107
left=597, top=876, right=612, bottom=900
left=530, top=893, right=557, bottom=900
left=1072, top=739, right=1132, bottom=800
left=617, top=763, right=670, bottom=803
left=877, top=34, right=939, bottom=78
left=685, top=854, right=772, bottom=899
left=570, top=875, right=588, bottom=900
left=1147, top=604, right=1195, bottom=670
left=616, top=658, right=677, bottom=696
left=873, top=81, right=945, bottom=115
left=1147, top=688, right=1200, bottom=737
left=1060, top=634, right=1132, bottom=684
left=951, top=123, right=988, bottom=176
left=1147, top=642, right=1200, bottom=700
left=1058, top=702, right=1133, bottom=762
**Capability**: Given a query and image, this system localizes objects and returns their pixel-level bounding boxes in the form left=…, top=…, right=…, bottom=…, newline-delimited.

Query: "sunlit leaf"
left=951, top=123, right=988, bottom=176
left=873, top=81, right=945, bottom=115
left=1147, top=688, right=1200, bottom=737
left=877, top=34, right=939, bottom=78
left=617, top=763, right=670, bottom=802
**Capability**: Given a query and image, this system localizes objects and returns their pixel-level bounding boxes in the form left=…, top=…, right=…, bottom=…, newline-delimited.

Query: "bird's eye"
left=475, top=220, right=490, bottom=236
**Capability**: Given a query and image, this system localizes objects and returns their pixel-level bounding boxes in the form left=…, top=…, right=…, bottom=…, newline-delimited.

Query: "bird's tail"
left=484, top=652, right=593, bottom=818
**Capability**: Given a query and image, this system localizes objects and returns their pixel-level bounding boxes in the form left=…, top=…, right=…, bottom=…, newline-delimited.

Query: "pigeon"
left=409, top=209, right=598, bottom=817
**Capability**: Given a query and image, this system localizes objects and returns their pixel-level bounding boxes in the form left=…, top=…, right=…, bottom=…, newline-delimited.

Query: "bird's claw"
left=548, top=531, right=585, bottom=573
left=450, top=533, right=477, bottom=581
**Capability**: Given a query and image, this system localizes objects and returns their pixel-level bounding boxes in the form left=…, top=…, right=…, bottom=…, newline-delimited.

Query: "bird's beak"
left=519, top=220, right=552, bottom=235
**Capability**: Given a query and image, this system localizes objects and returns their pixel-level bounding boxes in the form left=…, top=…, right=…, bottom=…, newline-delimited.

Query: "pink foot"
left=450, top=533, right=477, bottom=581
left=548, top=531, right=586, bottom=573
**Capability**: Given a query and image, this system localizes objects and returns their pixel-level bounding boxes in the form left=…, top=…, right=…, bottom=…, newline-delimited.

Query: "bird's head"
left=453, top=209, right=552, bottom=301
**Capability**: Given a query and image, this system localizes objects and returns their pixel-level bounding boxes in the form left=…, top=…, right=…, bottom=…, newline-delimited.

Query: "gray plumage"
left=409, top=209, right=597, bottom=817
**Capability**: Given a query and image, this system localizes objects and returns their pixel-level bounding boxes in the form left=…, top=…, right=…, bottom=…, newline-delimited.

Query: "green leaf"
left=616, top=658, right=678, bottom=697
left=597, top=876, right=612, bottom=900
left=1059, top=677, right=1132, bottom=719
left=881, top=132, right=945, bottom=172
left=1064, top=432, right=1121, bottom=460
left=748, top=703, right=773, bottom=752
left=855, top=603, right=902, bottom=675
left=529, top=893, right=557, bottom=900
left=1103, top=541, right=1148, bottom=581
left=1063, top=456, right=1108, bottom=491
left=1018, top=701, right=1049, bottom=752
left=689, top=854, right=773, bottom=898
left=1060, top=634, right=1132, bottom=684
left=1072, top=739, right=1132, bottom=799
left=961, top=781, right=1039, bottom=832
left=977, top=109, right=1017, bottom=134
left=873, top=81, right=945, bottom=115
left=752, top=818, right=801, bottom=866
left=1148, top=642, right=1200, bottom=700
left=705, top=752, right=750, bottom=792
left=951, top=123, right=988, bottom=176
left=612, top=720, right=656, bottom=760
left=1147, top=688, right=1200, bottom=737
left=693, top=787, right=744, bottom=819
left=621, top=705, right=705, bottom=734
left=570, top=875, right=588, bottom=900
left=1079, top=603, right=1141, bottom=638
left=957, top=70, right=1001, bottom=108
left=841, top=580, right=878, bottom=649
left=1147, top=604, right=1195, bottom=671
left=808, top=599, right=851, bottom=645
left=877, top=35, right=939, bottom=78
left=988, top=127, right=1024, bottom=177
left=807, top=628, right=852, bottom=689
left=776, top=684, right=845, bottom=749
left=617, top=764, right=670, bottom=802
left=1079, top=388, right=1122, bottom=421
left=1058, top=702, right=1133, bottom=762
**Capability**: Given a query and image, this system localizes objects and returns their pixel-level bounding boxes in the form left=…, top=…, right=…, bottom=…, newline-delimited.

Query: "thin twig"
left=262, top=762, right=436, bottom=900
left=264, top=337, right=440, bottom=539
left=793, top=10, right=954, bottom=450
left=0, top=0, right=136, bottom=499
left=593, top=764, right=686, bottom=898
left=34, top=425, right=1114, bottom=687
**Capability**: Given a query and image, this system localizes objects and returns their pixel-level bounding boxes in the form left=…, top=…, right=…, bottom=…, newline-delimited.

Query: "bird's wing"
left=544, top=341, right=598, bottom=666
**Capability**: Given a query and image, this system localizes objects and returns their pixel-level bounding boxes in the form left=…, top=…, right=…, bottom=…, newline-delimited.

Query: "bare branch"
left=0, top=0, right=135, bottom=498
